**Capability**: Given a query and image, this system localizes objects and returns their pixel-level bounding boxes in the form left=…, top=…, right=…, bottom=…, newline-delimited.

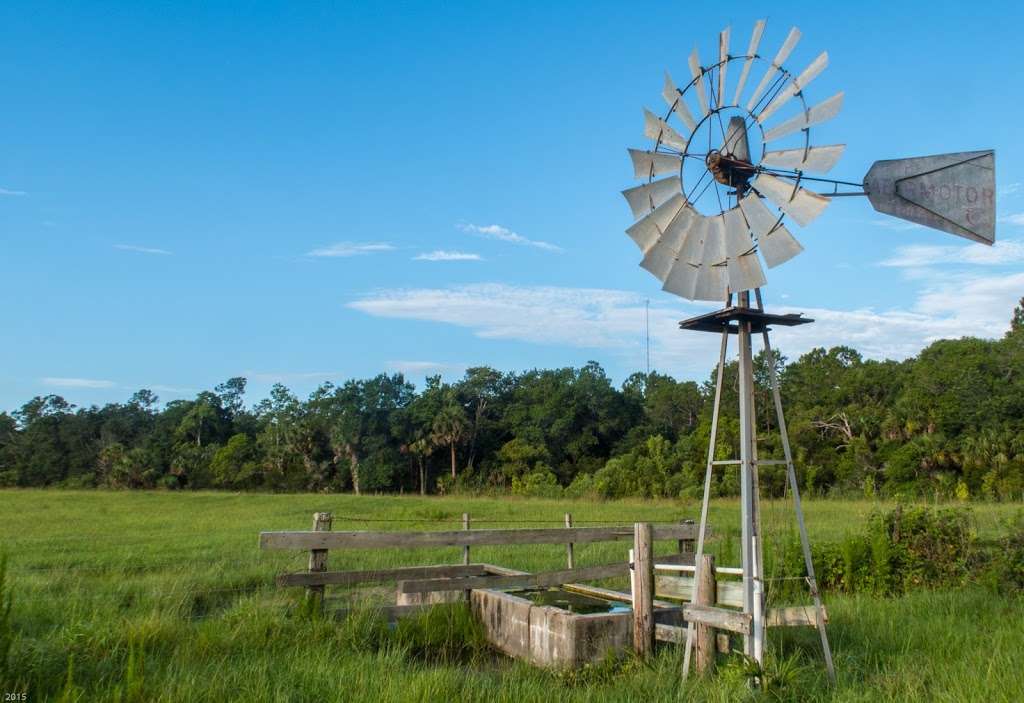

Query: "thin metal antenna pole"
left=645, top=299, right=651, bottom=376
left=754, top=289, right=836, bottom=684
left=682, top=295, right=731, bottom=681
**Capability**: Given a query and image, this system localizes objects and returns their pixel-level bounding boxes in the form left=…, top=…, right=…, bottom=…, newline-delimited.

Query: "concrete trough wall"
left=471, top=588, right=681, bottom=668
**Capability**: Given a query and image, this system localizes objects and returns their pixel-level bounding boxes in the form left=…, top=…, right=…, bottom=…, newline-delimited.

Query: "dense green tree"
left=5, top=302, right=1024, bottom=499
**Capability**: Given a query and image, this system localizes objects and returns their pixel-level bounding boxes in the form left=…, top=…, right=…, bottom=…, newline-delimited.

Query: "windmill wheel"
left=622, top=21, right=845, bottom=301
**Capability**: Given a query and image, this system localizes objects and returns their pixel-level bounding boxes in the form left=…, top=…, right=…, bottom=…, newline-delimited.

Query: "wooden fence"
left=260, top=513, right=819, bottom=670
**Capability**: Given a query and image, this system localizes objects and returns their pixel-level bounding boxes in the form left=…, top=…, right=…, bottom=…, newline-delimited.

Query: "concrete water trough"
left=470, top=585, right=682, bottom=668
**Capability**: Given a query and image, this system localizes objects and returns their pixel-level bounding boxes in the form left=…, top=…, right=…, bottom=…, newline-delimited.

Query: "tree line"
left=3, top=300, right=1023, bottom=501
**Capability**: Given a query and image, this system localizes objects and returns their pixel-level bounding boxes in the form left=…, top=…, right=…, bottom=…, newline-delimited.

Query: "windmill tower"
left=621, top=20, right=996, bottom=681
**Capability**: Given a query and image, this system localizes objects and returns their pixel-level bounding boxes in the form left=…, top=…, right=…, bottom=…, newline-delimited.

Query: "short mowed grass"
left=0, top=490, right=1021, bottom=702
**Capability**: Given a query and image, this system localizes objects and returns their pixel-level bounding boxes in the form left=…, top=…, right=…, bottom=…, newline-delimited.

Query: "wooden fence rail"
left=260, top=523, right=698, bottom=551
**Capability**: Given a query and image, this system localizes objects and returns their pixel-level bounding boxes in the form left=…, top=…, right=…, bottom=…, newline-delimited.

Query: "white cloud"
left=414, top=250, right=482, bottom=261
left=42, top=377, right=116, bottom=389
left=459, top=223, right=563, bottom=252
left=145, top=384, right=197, bottom=396
left=114, top=244, right=172, bottom=256
left=387, top=360, right=466, bottom=376
left=880, top=239, right=1024, bottom=267
left=349, top=276, right=1022, bottom=379
left=871, top=219, right=922, bottom=231
left=999, top=183, right=1023, bottom=197
left=306, top=242, right=395, bottom=258
left=246, top=371, right=341, bottom=384
left=999, top=212, right=1024, bottom=226
left=0, top=187, right=26, bottom=196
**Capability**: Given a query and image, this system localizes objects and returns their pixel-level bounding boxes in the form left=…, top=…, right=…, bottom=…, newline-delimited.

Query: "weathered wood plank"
left=260, top=523, right=698, bottom=551
left=766, top=605, right=828, bottom=628
left=655, top=575, right=744, bottom=608
left=278, top=563, right=489, bottom=588
left=397, top=561, right=628, bottom=594
left=683, top=605, right=752, bottom=636
left=695, top=554, right=716, bottom=675
left=307, top=512, right=332, bottom=603
left=632, top=523, right=654, bottom=657
left=655, top=622, right=686, bottom=644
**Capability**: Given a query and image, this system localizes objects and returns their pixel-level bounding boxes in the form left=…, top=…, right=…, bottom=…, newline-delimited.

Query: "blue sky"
left=3, top=1, right=1024, bottom=411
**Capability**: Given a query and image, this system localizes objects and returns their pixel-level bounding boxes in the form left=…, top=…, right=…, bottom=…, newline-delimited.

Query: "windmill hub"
left=705, top=150, right=755, bottom=191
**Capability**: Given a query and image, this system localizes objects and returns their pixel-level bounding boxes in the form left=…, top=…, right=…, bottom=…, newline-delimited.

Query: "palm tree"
left=407, top=436, right=435, bottom=495
left=432, top=400, right=468, bottom=480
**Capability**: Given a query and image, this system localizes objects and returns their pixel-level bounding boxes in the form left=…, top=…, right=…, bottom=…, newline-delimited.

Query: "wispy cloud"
left=42, top=377, right=116, bottom=389
left=880, top=239, right=1024, bottom=268
left=0, top=187, right=26, bottom=196
left=414, top=250, right=482, bottom=262
left=145, top=384, right=197, bottom=396
left=114, top=244, right=172, bottom=256
left=999, top=212, right=1024, bottom=226
left=387, top=360, right=466, bottom=376
left=306, top=242, right=395, bottom=258
left=459, top=223, right=563, bottom=252
left=999, top=182, right=1023, bottom=197
left=246, top=371, right=341, bottom=384
left=870, top=219, right=922, bottom=232
left=349, top=275, right=1022, bottom=378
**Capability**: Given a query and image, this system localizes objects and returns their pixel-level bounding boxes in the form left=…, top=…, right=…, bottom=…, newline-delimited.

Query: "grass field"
left=1, top=490, right=1021, bottom=702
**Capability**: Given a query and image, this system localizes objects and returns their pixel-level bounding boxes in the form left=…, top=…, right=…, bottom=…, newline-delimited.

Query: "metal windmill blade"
left=621, top=19, right=996, bottom=303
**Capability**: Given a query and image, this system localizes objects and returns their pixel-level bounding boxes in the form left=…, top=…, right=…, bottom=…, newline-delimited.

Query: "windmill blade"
left=750, top=172, right=829, bottom=227
left=662, top=72, right=697, bottom=132
left=677, top=214, right=708, bottom=265
left=727, top=252, right=767, bottom=292
left=664, top=214, right=712, bottom=300
left=721, top=206, right=765, bottom=293
left=757, top=51, right=829, bottom=124
left=693, top=216, right=728, bottom=300
left=718, top=27, right=730, bottom=109
left=626, top=192, right=686, bottom=252
left=761, top=144, right=846, bottom=173
left=643, top=109, right=688, bottom=151
left=688, top=48, right=710, bottom=117
left=762, top=92, right=844, bottom=143
left=640, top=206, right=699, bottom=280
left=738, top=192, right=804, bottom=267
left=628, top=149, right=684, bottom=179
left=622, top=175, right=682, bottom=219
left=732, top=19, right=766, bottom=106
left=662, top=259, right=699, bottom=300
left=746, top=26, right=801, bottom=112
left=721, top=205, right=754, bottom=258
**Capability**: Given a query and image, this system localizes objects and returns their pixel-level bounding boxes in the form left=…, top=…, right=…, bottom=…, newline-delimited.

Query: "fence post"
left=308, top=511, right=333, bottom=606
left=565, top=512, right=575, bottom=569
left=462, top=512, right=471, bottom=565
left=632, top=522, right=654, bottom=657
left=679, top=518, right=695, bottom=556
left=695, top=553, right=717, bottom=675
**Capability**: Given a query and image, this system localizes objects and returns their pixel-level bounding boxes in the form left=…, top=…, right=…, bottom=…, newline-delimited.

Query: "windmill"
left=621, top=20, right=997, bottom=682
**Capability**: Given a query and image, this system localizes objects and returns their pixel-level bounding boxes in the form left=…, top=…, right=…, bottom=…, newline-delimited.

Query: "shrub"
left=511, top=466, right=562, bottom=498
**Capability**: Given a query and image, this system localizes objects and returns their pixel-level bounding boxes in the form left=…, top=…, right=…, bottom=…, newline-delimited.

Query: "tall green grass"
left=0, top=490, right=1020, bottom=701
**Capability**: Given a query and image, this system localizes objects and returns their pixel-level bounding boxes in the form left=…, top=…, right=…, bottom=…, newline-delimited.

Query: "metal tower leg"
left=755, top=292, right=836, bottom=684
left=682, top=325, right=729, bottom=680
left=736, top=291, right=765, bottom=666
